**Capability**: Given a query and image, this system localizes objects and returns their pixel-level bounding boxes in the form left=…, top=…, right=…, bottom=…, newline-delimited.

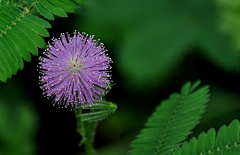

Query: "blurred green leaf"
left=0, top=78, right=38, bottom=155
left=216, top=0, right=240, bottom=49
left=78, top=0, right=240, bottom=91
left=0, top=98, right=38, bottom=155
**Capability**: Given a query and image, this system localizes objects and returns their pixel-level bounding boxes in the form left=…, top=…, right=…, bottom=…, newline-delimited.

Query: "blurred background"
left=1, top=0, right=240, bottom=154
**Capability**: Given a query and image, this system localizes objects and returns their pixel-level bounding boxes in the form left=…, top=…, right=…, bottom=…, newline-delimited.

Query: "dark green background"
left=1, top=0, right=240, bottom=154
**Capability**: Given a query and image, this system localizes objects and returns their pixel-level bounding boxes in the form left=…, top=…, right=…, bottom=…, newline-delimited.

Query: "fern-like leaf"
left=169, top=119, right=240, bottom=155
left=0, top=2, right=51, bottom=82
left=35, top=0, right=83, bottom=20
left=128, top=80, right=210, bottom=155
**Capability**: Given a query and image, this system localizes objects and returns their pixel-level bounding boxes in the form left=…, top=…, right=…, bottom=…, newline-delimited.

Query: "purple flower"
left=38, top=32, right=112, bottom=108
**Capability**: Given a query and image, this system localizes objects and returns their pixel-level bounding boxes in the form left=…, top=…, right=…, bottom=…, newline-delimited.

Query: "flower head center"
left=67, top=56, right=84, bottom=71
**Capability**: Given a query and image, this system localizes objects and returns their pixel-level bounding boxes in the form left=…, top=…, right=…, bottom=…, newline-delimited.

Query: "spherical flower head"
left=38, top=32, right=112, bottom=108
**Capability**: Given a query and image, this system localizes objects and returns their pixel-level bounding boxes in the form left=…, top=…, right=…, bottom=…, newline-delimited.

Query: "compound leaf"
left=128, top=80, right=210, bottom=155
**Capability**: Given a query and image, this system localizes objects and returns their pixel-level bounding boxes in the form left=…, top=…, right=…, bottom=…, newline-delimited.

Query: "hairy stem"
left=74, top=107, right=95, bottom=155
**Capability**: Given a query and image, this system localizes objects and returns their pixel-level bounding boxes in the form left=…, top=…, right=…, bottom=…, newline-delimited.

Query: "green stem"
left=84, top=136, right=94, bottom=155
left=84, top=121, right=95, bottom=155
left=74, top=107, right=96, bottom=155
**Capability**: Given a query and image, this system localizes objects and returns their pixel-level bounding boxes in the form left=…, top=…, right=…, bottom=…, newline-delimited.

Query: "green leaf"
left=10, top=26, right=38, bottom=56
left=215, top=125, right=228, bottom=150
left=189, top=138, right=197, bottom=155
left=197, top=132, right=207, bottom=154
left=74, top=0, right=84, bottom=4
left=3, top=30, right=31, bottom=62
left=128, top=81, right=210, bottom=155
left=0, top=41, right=17, bottom=74
left=169, top=119, right=240, bottom=155
left=0, top=36, right=23, bottom=70
left=15, top=21, right=45, bottom=48
left=48, top=0, right=74, bottom=13
left=174, top=147, right=181, bottom=155
left=39, top=0, right=67, bottom=17
left=1, top=34, right=25, bottom=68
left=0, top=6, right=16, bottom=21
left=20, top=16, right=49, bottom=37
left=24, top=15, right=51, bottom=28
left=76, top=101, right=117, bottom=122
left=0, top=62, right=7, bottom=82
left=229, top=119, right=239, bottom=144
left=181, top=141, right=189, bottom=155
left=0, top=16, right=8, bottom=27
left=35, top=2, right=54, bottom=20
left=188, top=80, right=201, bottom=94
left=0, top=3, right=51, bottom=82
left=35, top=0, right=82, bottom=20
left=181, top=81, right=191, bottom=95
left=7, top=4, right=22, bottom=14
left=60, top=0, right=79, bottom=8
left=0, top=49, right=11, bottom=78
left=205, top=128, right=216, bottom=153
